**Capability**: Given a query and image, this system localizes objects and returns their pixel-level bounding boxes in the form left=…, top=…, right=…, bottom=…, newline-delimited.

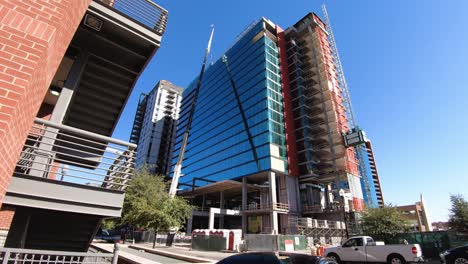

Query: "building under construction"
left=171, top=10, right=383, bottom=237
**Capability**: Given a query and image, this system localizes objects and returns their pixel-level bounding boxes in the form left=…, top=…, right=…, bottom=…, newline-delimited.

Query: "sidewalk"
left=131, top=243, right=236, bottom=262
left=91, top=243, right=160, bottom=264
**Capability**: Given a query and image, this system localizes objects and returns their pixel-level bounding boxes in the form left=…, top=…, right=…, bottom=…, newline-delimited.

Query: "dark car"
left=440, top=245, right=468, bottom=264
left=94, top=229, right=121, bottom=243
left=216, top=252, right=337, bottom=264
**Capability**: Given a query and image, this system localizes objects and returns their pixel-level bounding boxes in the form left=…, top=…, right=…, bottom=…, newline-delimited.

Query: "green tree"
left=361, top=204, right=409, bottom=243
left=101, top=218, right=117, bottom=230
left=121, top=169, right=192, bottom=248
left=448, top=194, right=468, bottom=233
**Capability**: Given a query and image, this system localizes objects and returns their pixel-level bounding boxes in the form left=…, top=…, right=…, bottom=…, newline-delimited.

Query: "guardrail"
left=0, top=247, right=116, bottom=264
left=295, top=217, right=345, bottom=229
left=14, top=118, right=136, bottom=191
left=302, top=203, right=344, bottom=213
left=246, top=202, right=289, bottom=212
left=99, top=0, right=168, bottom=35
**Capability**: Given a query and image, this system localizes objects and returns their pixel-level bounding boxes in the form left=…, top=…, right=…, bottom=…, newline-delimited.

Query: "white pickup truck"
left=324, top=236, right=424, bottom=263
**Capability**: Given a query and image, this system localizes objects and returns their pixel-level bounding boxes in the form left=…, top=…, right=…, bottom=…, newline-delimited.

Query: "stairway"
left=6, top=206, right=103, bottom=252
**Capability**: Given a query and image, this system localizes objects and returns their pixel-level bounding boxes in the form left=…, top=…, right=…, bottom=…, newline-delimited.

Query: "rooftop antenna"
left=322, top=4, right=357, bottom=128
left=169, top=25, right=215, bottom=197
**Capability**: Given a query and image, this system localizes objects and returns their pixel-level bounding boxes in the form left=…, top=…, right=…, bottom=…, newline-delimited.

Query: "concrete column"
left=268, top=172, right=278, bottom=234
left=242, top=177, right=247, bottom=235
left=202, top=194, right=206, bottom=211
left=269, top=172, right=277, bottom=204
left=219, top=191, right=225, bottom=229
left=208, top=210, right=215, bottom=230
left=186, top=217, right=193, bottom=234
left=271, top=211, right=278, bottom=235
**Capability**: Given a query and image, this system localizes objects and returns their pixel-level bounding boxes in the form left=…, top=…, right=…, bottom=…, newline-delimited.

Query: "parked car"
left=94, top=229, right=121, bottom=243
left=324, top=236, right=424, bottom=263
left=216, top=252, right=337, bottom=264
left=440, top=245, right=468, bottom=264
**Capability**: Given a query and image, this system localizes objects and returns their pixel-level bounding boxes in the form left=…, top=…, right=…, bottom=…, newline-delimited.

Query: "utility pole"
left=169, top=26, right=214, bottom=197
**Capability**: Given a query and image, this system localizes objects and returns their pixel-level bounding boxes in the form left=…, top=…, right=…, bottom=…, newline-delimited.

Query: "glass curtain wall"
left=170, top=20, right=288, bottom=190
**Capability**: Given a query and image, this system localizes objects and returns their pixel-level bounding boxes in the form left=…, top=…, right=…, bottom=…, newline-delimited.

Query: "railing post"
left=112, top=243, right=120, bottom=264
left=2, top=249, right=10, bottom=264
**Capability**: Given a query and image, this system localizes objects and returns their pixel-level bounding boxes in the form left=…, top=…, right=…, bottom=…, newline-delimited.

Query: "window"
left=342, top=238, right=363, bottom=247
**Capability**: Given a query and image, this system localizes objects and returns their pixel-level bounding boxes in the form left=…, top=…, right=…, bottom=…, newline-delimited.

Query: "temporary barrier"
left=278, top=235, right=307, bottom=251
left=191, top=229, right=241, bottom=251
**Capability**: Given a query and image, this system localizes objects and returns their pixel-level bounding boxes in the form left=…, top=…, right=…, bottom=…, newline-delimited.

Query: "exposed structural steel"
left=169, top=26, right=215, bottom=197
left=222, top=55, right=261, bottom=172
left=321, top=5, right=357, bottom=128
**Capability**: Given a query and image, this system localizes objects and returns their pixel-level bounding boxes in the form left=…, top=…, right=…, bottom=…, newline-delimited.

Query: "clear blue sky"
left=113, top=0, right=468, bottom=222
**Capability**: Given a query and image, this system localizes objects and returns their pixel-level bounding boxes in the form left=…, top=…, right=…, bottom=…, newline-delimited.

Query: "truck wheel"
left=326, top=253, right=341, bottom=264
left=387, top=254, right=406, bottom=264
left=453, top=256, right=468, bottom=264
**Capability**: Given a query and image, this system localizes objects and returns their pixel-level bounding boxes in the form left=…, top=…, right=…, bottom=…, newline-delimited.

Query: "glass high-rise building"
left=172, top=13, right=383, bottom=235
left=172, top=19, right=289, bottom=186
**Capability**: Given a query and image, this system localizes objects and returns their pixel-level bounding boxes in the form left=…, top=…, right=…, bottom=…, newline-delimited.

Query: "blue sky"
left=113, top=0, right=468, bottom=222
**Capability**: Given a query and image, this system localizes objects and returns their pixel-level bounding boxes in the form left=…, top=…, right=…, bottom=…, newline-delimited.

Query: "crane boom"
left=322, top=5, right=357, bottom=128
left=169, top=26, right=214, bottom=197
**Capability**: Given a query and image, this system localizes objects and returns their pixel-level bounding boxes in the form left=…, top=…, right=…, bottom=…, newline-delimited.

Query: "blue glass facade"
left=170, top=20, right=288, bottom=190
left=357, top=145, right=379, bottom=208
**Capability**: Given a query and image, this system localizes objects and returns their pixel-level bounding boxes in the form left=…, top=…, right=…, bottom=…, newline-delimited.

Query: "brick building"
left=396, top=195, right=432, bottom=232
left=0, top=0, right=167, bottom=252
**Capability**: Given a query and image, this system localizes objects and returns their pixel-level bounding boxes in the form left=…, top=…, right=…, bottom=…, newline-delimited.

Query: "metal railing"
left=99, top=0, right=168, bottom=35
left=302, top=203, right=344, bottom=213
left=294, top=217, right=345, bottom=230
left=0, top=247, right=116, bottom=264
left=14, top=118, right=136, bottom=191
left=246, top=202, right=289, bottom=212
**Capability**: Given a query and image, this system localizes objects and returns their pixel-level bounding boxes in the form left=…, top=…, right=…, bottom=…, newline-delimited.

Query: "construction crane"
left=322, top=5, right=368, bottom=149
left=168, top=26, right=214, bottom=197
left=321, top=4, right=357, bottom=129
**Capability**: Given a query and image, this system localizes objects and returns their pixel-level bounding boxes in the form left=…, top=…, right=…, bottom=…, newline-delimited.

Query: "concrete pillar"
left=219, top=191, right=225, bottom=229
left=268, top=172, right=278, bottom=234
left=202, top=194, right=206, bottom=211
left=271, top=211, right=278, bottom=235
left=186, top=217, right=193, bottom=234
left=269, top=172, right=277, bottom=204
left=208, top=210, right=215, bottom=230
left=242, top=177, right=247, bottom=235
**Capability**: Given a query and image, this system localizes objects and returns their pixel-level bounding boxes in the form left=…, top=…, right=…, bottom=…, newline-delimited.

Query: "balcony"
left=5, top=118, right=136, bottom=217
left=57, top=0, right=168, bottom=138
left=98, top=0, right=168, bottom=35
left=244, top=202, right=289, bottom=214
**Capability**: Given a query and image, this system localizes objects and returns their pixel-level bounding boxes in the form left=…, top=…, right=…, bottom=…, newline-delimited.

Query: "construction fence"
left=390, top=231, right=468, bottom=258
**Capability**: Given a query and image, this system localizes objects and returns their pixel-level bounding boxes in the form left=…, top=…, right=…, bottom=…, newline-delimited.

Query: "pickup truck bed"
left=324, top=236, right=424, bottom=263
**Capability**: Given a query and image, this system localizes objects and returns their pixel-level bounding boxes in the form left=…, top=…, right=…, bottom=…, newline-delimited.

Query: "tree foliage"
left=448, top=194, right=468, bottom=233
left=361, top=204, right=409, bottom=243
left=101, top=218, right=117, bottom=230
left=121, top=169, right=192, bottom=233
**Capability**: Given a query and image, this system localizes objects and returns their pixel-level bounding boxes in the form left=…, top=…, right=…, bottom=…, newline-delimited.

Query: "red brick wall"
left=0, top=0, right=92, bottom=206
left=0, top=207, right=14, bottom=230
